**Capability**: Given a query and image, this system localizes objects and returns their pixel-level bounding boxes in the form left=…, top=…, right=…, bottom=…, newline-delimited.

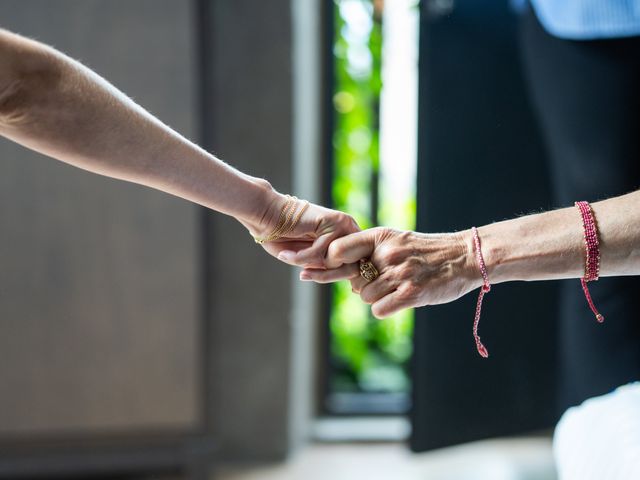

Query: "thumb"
left=325, top=229, right=377, bottom=269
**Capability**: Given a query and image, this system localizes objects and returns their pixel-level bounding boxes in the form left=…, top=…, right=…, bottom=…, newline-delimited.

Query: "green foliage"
left=330, top=0, right=414, bottom=394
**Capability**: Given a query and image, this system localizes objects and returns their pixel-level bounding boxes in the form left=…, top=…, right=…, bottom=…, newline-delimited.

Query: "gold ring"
left=359, top=259, right=379, bottom=283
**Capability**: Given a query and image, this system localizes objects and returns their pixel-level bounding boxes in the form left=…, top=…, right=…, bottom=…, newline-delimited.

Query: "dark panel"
left=0, top=0, right=200, bottom=434
left=411, top=1, right=558, bottom=451
left=204, top=0, right=295, bottom=460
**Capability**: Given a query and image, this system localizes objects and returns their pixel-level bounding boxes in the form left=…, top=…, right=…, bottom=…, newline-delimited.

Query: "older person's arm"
left=301, top=190, right=640, bottom=318
left=0, top=29, right=357, bottom=264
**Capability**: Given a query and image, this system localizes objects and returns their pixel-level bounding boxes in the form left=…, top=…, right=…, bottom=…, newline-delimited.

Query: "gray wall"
left=0, top=0, right=318, bottom=463
left=0, top=0, right=201, bottom=435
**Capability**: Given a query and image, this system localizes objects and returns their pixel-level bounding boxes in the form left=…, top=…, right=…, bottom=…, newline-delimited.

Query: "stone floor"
left=217, top=437, right=557, bottom=480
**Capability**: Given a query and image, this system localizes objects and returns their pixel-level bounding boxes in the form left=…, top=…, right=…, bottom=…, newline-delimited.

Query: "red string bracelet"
left=471, top=227, right=490, bottom=358
left=575, top=201, right=605, bottom=323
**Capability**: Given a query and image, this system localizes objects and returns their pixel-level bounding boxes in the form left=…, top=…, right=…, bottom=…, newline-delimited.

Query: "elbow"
left=0, top=77, right=29, bottom=125
left=0, top=50, right=61, bottom=127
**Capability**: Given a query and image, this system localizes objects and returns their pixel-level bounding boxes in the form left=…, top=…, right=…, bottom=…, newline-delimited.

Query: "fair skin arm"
left=300, top=190, right=640, bottom=318
left=0, top=29, right=358, bottom=263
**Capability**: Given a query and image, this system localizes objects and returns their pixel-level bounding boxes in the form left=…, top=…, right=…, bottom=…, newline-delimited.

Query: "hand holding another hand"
left=253, top=195, right=361, bottom=269
left=300, top=227, right=483, bottom=318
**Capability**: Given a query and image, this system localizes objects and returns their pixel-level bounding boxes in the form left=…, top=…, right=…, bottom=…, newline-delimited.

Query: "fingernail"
left=278, top=251, right=294, bottom=262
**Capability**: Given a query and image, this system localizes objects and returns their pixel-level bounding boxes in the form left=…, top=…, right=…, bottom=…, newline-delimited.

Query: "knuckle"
left=327, top=241, right=346, bottom=262
left=374, top=226, right=394, bottom=241
left=398, top=230, right=414, bottom=243
left=380, top=247, right=404, bottom=265
left=344, top=214, right=359, bottom=231
left=333, top=211, right=356, bottom=231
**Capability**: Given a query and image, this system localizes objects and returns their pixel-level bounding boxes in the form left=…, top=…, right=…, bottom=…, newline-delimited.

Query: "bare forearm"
left=0, top=29, right=279, bottom=233
left=475, top=190, right=640, bottom=284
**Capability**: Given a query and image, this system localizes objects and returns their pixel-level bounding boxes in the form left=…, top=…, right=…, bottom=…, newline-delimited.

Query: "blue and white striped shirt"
left=513, top=0, right=640, bottom=39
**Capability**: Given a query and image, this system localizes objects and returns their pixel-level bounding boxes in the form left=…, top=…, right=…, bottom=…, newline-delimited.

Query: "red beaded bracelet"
left=470, top=203, right=603, bottom=358
left=575, top=201, right=605, bottom=323
left=471, top=227, right=490, bottom=358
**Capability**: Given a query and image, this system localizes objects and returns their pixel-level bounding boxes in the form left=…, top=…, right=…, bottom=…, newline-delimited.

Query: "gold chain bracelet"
left=257, top=196, right=296, bottom=243
left=254, top=196, right=309, bottom=245
left=279, top=200, right=309, bottom=238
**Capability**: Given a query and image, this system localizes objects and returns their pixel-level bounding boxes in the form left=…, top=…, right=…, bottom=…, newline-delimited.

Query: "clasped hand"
left=265, top=201, right=482, bottom=318
left=306, top=228, right=483, bottom=317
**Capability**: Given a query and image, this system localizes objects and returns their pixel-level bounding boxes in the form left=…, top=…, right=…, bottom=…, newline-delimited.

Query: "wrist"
left=471, top=225, right=510, bottom=284
left=470, top=208, right=585, bottom=285
left=237, top=178, right=288, bottom=238
left=459, top=229, right=490, bottom=291
left=471, top=222, right=531, bottom=285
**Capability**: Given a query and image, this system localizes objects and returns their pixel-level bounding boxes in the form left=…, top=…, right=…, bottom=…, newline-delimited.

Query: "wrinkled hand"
left=300, top=227, right=482, bottom=318
left=257, top=198, right=361, bottom=269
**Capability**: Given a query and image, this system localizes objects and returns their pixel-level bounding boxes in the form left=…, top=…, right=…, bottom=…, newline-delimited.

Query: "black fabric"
left=411, top=1, right=558, bottom=452
left=520, top=8, right=640, bottom=410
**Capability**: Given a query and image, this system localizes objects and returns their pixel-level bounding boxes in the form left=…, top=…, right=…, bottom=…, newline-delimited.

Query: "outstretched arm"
left=301, top=190, right=640, bottom=318
left=0, top=28, right=358, bottom=263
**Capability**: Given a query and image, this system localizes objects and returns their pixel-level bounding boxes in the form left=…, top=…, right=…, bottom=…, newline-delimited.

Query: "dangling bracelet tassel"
left=471, top=227, right=490, bottom=358
left=575, top=201, right=604, bottom=323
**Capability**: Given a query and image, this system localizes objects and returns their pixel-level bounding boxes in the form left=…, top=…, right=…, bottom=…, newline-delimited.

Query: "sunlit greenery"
left=330, top=0, right=415, bottom=395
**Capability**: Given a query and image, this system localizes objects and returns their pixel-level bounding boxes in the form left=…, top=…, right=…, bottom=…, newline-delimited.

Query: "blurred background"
left=2, top=0, right=635, bottom=479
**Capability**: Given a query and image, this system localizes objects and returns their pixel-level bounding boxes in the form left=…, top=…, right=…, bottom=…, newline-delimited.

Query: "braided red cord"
left=471, top=227, right=490, bottom=358
left=575, top=201, right=605, bottom=323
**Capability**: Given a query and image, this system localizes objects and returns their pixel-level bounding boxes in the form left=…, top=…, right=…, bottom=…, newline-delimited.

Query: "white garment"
left=554, top=382, right=640, bottom=479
